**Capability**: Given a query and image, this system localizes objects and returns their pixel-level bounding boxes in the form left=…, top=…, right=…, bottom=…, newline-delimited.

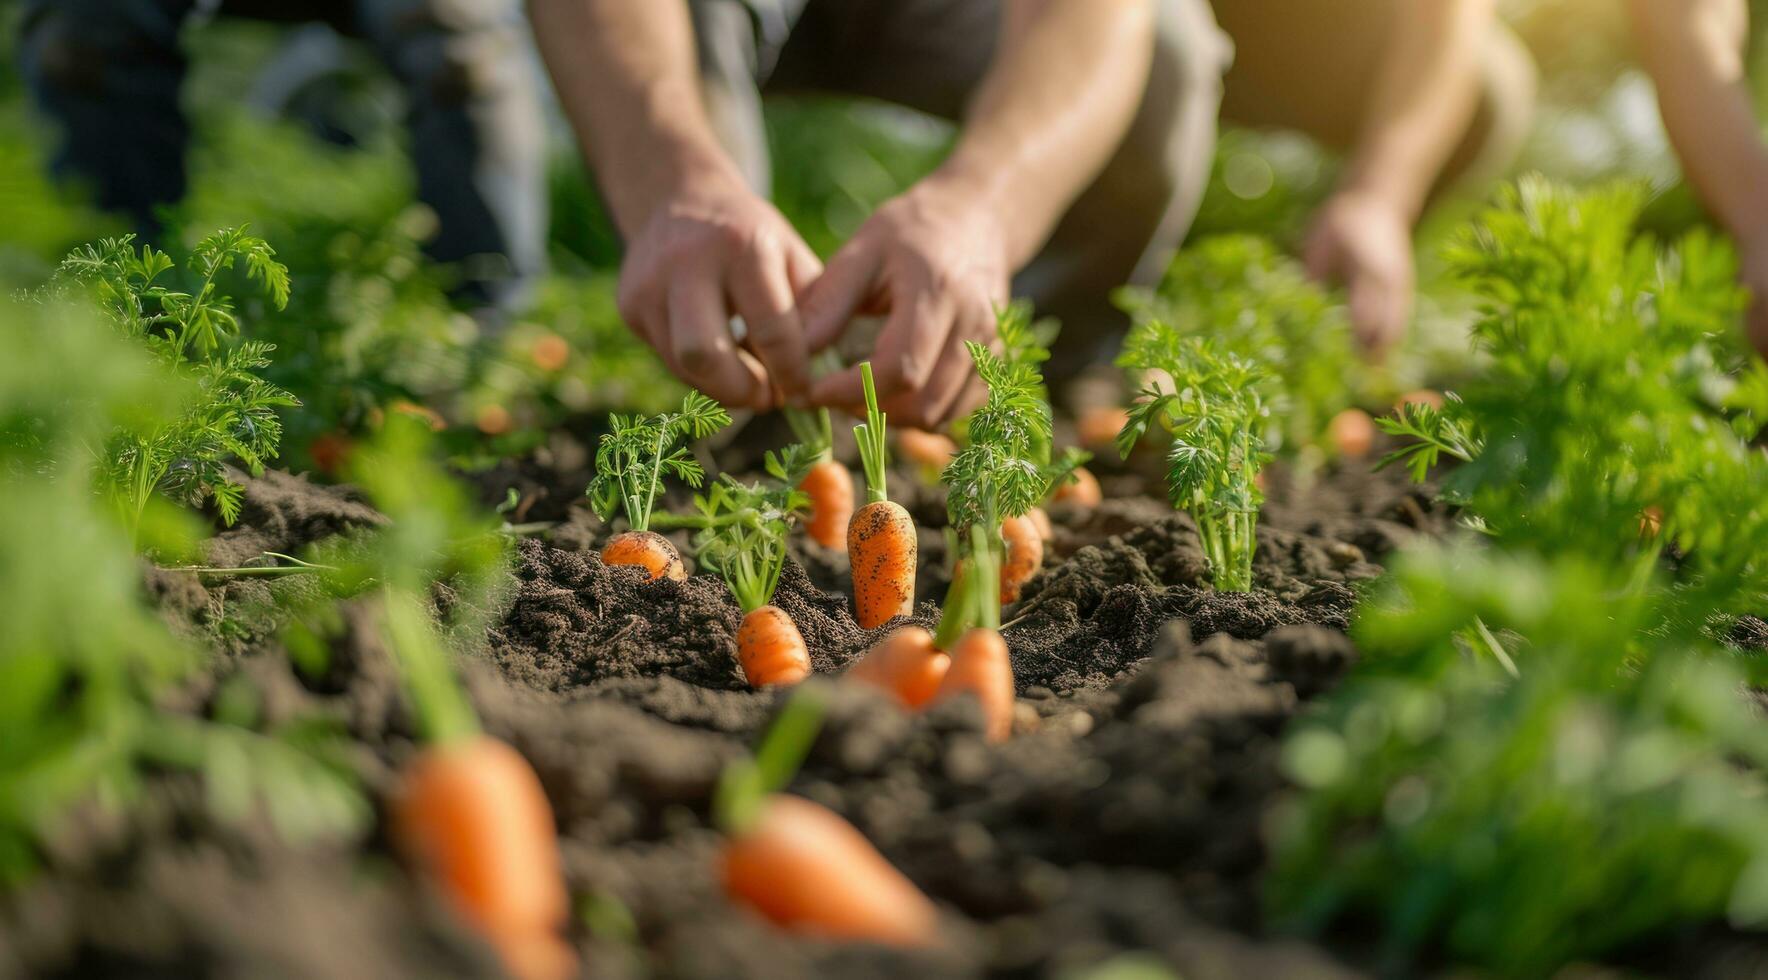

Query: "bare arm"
left=1306, top=0, right=1495, bottom=353
left=527, top=0, right=820, bottom=406
left=1628, top=0, right=1768, bottom=242
left=806, top=0, right=1156, bottom=422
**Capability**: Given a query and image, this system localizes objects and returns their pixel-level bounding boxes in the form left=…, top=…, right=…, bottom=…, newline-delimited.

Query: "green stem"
left=714, top=689, right=825, bottom=835
left=381, top=586, right=480, bottom=745
left=854, top=362, right=888, bottom=504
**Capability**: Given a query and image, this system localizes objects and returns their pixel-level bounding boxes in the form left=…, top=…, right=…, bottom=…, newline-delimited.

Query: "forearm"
left=1337, top=0, right=1494, bottom=221
left=1629, top=0, right=1768, bottom=242
left=928, top=0, right=1156, bottom=268
left=526, top=0, right=737, bottom=237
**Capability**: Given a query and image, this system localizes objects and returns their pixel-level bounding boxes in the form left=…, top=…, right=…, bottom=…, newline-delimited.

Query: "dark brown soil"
left=15, top=438, right=1753, bottom=980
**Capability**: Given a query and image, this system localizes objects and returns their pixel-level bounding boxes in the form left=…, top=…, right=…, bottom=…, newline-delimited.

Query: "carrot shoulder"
left=1050, top=466, right=1101, bottom=507
left=393, top=736, right=575, bottom=980
left=739, top=604, right=812, bottom=687
left=602, top=529, right=686, bottom=581
left=845, top=625, right=949, bottom=709
left=722, top=794, right=939, bottom=946
left=848, top=500, right=917, bottom=629
left=930, top=628, right=1015, bottom=742
left=998, top=514, right=1044, bottom=605
left=800, top=459, right=855, bottom=552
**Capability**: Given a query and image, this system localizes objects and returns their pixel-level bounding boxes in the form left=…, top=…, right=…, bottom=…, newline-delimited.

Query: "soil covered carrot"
left=393, top=736, right=575, bottom=980
left=845, top=624, right=949, bottom=709
left=998, top=513, right=1044, bottom=605
left=1050, top=465, right=1102, bottom=507
left=601, top=529, right=686, bottom=581
left=738, top=604, right=812, bottom=687
left=787, top=408, right=854, bottom=552
left=717, top=693, right=939, bottom=947
left=680, top=445, right=817, bottom=688
left=586, top=392, right=731, bottom=579
left=1026, top=506, right=1054, bottom=543
left=849, top=363, right=917, bottom=629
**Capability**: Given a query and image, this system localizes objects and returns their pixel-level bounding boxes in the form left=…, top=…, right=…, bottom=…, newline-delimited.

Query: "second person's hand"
left=799, top=179, right=1012, bottom=429
left=616, top=163, right=823, bottom=410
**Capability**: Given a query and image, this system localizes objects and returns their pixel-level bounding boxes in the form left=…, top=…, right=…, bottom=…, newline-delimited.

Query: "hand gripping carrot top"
left=682, top=445, right=820, bottom=687
left=585, top=391, right=731, bottom=580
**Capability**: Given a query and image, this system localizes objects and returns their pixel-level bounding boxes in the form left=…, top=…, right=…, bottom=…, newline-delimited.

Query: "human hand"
left=1304, top=190, right=1417, bottom=357
left=616, top=163, right=822, bottom=410
left=1737, top=232, right=1768, bottom=361
left=800, top=179, right=1012, bottom=429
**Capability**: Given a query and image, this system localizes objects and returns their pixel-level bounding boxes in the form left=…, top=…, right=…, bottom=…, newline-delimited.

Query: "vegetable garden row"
left=3, top=175, right=1767, bottom=980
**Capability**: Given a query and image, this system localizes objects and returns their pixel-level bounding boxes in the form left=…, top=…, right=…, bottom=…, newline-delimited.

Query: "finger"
left=667, top=270, right=767, bottom=408
left=727, top=241, right=811, bottom=398
left=800, top=238, right=881, bottom=351
left=785, top=237, right=823, bottom=297
left=924, top=305, right=995, bottom=427
left=811, top=286, right=955, bottom=408
left=1349, top=278, right=1399, bottom=363
left=1302, top=222, right=1338, bottom=282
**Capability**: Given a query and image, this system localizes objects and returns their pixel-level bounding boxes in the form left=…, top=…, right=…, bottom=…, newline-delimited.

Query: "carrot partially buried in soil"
left=680, top=445, right=821, bottom=687
left=1328, top=407, right=1376, bottom=459
left=998, top=512, right=1044, bottom=605
left=928, top=526, right=1016, bottom=742
left=1049, top=465, right=1102, bottom=507
left=585, top=391, right=731, bottom=580
left=787, top=407, right=854, bottom=552
left=845, top=624, right=949, bottom=709
left=379, top=588, right=574, bottom=980
left=718, top=693, right=940, bottom=946
left=849, top=363, right=918, bottom=629
left=897, top=427, right=957, bottom=474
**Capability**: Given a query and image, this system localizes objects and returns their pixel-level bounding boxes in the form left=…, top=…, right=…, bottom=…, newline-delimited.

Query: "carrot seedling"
left=786, top=406, right=854, bottom=552
left=1117, top=322, right=1274, bottom=592
left=928, top=525, right=1014, bottom=742
left=684, top=445, right=819, bottom=687
left=585, top=391, right=731, bottom=580
left=716, top=691, right=939, bottom=946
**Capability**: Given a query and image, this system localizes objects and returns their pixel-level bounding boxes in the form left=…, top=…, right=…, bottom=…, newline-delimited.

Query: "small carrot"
left=929, top=526, right=1016, bottom=742
left=586, top=392, right=731, bottom=581
left=845, top=625, right=949, bottom=709
left=307, top=430, right=354, bottom=477
left=475, top=403, right=514, bottom=436
left=390, top=399, right=448, bottom=432
left=1049, top=466, right=1102, bottom=507
left=849, top=364, right=918, bottom=629
left=1077, top=405, right=1131, bottom=451
left=1396, top=388, right=1446, bottom=412
left=601, top=529, right=686, bottom=581
left=998, top=513, right=1044, bottom=605
left=1328, top=407, right=1375, bottom=459
left=1026, top=506, right=1054, bottom=543
left=681, top=446, right=819, bottom=687
left=717, top=694, right=939, bottom=947
left=739, top=604, right=812, bottom=687
left=530, top=332, right=570, bottom=372
left=393, top=736, right=575, bottom=980
left=787, top=408, right=854, bottom=552
left=898, top=427, right=957, bottom=473
left=379, top=586, right=573, bottom=980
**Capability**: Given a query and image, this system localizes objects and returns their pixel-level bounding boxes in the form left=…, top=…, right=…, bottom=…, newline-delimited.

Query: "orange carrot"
left=846, top=625, right=950, bottom=709
left=393, top=736, right=575, bottom=980
left=475, top=403, right=513, bottom=436
left=1396, top=388, right=1445, bottom=411
left=800, top=459, right=854, bottom=552
left=722, top=794, right=939, bottom=946
left=530, top=333, right=570, bottom=372
left=1050, top=466, right=1102, bottom=507
left=849, top=501, right=917, bottom=628
left=308, top=430, right=354, bottom=478
left=1077, top=406, right=1130, bottom=450
left=390, top=399, right=447, bottom=432
left=1026, top=506, right=1054, bottom=543
left=1328, top=408, right=1375, bottom=459
left=601, top=529, right=686, bottom=581
left=739, top=604, right=812, bottom=687
left=849, top=364, right=918, bottom=629
left=897, top=427, right=957, bottom=472
left=998, top=513, right=1044, bottom=604
left=930, top=627, right=1015, bottom=743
